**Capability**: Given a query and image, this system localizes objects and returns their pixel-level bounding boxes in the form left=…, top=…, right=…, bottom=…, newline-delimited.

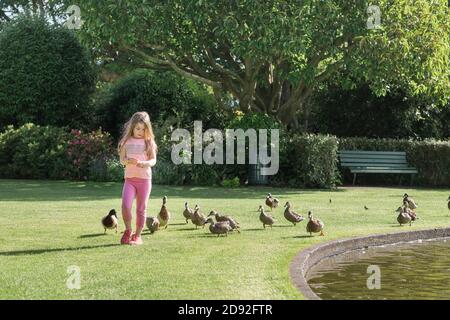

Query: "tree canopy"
left=59, top=1, right=450, bottom=127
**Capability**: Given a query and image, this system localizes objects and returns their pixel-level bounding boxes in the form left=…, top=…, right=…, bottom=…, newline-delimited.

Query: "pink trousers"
left=121, top=177, right=152, bottom=230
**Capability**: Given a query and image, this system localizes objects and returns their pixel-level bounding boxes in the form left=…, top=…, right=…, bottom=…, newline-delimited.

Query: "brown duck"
left=101, top=209, right=118, bottom=234
left=306, top=211, right=325, bottom=236
left=258, top=205, right=275, bottom=229
left=208, top=210, right=240, bottom=233
left=283, top=202, right=305, bottom=226
left=157, top=196, right=170, bottom=229
left=204, top=218, right=232, bottom=237
left=146, top=216, right=160, bottom=234
left=183, top=202, right=194, bottom=224
left=403, top=193, right=418, bottom=210
left=192, top=205, right=207, bottom=229
left=265, top=193, right=279, bottom=211
left=396, top=206, right=412, bottom=226
left=402, top=200, right=418, bottom=222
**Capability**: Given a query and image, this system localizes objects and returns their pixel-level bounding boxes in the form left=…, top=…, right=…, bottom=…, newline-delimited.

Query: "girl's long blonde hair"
left=117, top=111, right=157, bottom=158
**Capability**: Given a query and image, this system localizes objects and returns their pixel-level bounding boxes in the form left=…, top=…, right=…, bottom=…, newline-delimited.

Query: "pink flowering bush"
left=0, top=123, right=116, bottom=180
left=65, top=128, right=115, bottom=180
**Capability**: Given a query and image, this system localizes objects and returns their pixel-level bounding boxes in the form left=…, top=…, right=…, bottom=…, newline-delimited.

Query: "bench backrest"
left=339, top=150, right=410, bottom=168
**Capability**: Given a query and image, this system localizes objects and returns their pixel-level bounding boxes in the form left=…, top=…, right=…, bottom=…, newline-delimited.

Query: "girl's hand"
left=127, top=158, right=138, bottom=165
left=137, top=161, right=149, bottom=168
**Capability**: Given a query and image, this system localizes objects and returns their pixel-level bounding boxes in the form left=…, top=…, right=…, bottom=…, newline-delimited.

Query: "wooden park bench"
left=339, top=150, right=418, bottom=185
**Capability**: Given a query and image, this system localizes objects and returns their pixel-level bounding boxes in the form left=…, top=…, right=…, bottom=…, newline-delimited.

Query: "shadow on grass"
left=0, top=243, right=121, bottom=256
left=0, top=179, right=347, bottom=202
left=78, top=233, right=109, bottom=238
left=291, top=235, right=316, bottom=239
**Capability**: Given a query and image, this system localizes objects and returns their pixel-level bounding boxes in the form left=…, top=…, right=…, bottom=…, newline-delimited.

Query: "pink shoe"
left=130, top=234, right=143, bottom=245
left=121, top=229, right=132, bottom=245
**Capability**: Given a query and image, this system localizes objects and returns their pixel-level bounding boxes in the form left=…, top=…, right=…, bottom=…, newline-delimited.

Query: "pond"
left=307, top=238, right=450, bottom=300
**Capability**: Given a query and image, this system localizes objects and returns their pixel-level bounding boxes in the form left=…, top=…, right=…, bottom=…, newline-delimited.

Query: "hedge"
left=1, top=124, right=449, bottom=187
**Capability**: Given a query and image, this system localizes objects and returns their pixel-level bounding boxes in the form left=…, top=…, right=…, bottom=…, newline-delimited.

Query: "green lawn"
left=0, top=179, right=448, bottom=300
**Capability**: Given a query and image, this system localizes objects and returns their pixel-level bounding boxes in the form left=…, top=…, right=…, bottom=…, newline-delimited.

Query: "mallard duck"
left=146, top=216, right=160, bottom=234
left=183, top=202, right=194, bottom=224
left=265, top=193, right=279, bottom=211
left=258, top=205, right=275, bottom=229
left=208, top=210, right=240, bottom=233
left=403, top=193, right=418, bottom=210
left=402, top=200, right=418, bottom=221
left=192, top=205, right=207, bottom=229
left=306, top=211, right=325, bottom=236
left=204, top=218, right=232, bottom=237
left=283, top=202, right=304, bottom=226
left=396, top=206, right=412, bottom=226
left=157, top=196, right=170, bottom=229
left=101, top=209, right=118, bottom=234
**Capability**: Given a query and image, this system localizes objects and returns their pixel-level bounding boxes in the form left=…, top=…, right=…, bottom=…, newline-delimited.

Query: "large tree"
left=76, top=0, right=450, bottom=128
left=0, top=0, right=67, bottom=25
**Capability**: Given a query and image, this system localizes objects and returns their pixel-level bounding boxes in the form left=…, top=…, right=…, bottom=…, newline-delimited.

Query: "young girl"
left=117, top=111, right=157, bottom=245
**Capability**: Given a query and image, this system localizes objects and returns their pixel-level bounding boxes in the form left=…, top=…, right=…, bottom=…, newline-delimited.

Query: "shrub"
left=279, top=134, right=340, bottom=188
left=0, top=16, right=96, bottom=131
left=0, top=123, right=115, bottom=181
left=94, top=69, right=228, bottom=141
left=65, top=128, right=115, bottom=180
left=0, top=123, right=69, bottom=179
left=88, top=156, right=124, bottom=182
left=221, top=177, right=240, bottom=188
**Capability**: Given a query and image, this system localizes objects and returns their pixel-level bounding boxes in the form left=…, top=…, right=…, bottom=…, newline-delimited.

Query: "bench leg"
left=410, top=174, right=414, bottom=186
left=352, top=173, right=357, bottom=186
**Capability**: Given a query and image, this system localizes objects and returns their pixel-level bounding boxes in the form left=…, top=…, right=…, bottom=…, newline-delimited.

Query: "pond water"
left=307, top=238, right=450, bottom=300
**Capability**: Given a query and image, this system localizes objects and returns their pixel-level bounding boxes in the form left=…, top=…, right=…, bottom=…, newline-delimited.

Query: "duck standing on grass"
left=403, top=193, right=418, bottom=210
left=192, top=205, right=207, bottom=229
left=183, top=202, right=194, bottom=224
left=146, top=216, right=160, bottom=234
left=208, top=210, right=240, bottom=233
left=306, top=211, right=325, bottom=236
left=157, top=196, right=170, bottom=229
left=396, top=206, right=412, bottom=226
left=265, top=193, right=279, bottom=211
left=102, top=209, right=118, bottom=234
left=447, top=196, right=450, bottom=211
left=283, top=202, right=304, bottom=226
left=204, top=218, right=232, bottom=237
left=402, top=200, right=419, bottom=222
left=258, top=205, right=275, bottom=229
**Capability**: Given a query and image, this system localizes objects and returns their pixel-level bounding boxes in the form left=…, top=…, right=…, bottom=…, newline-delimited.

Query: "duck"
left=396, top=206, right=412, bottom=226
left=258, top=205, right=275, bottom=229
left=208, top=210, right=240, bottom=233
left=283, top=202, right=304, bottom=226
left=157, top=196, right=170, bottom=229
left=204, top=218, right=232, bottom=237
left=191, top=205, right=207, bottom=229
left=402, top=200, right=419, bottom=222
left=146, top=216, right=160, bottom=234
left=403, top=193, right=418, bottom=210
left=306, top=211, right=325, bottom=236
left=265, top=193, right=279, bottom=211
left=101, top=209, right=118, bottom=234
left=447, top=196, right=450, bottom=211
left=183, top=202, right=194, bottom=224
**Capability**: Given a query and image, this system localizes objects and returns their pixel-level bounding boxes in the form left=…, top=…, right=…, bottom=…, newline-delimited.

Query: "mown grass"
left=0, top=179, right=448, bottom=299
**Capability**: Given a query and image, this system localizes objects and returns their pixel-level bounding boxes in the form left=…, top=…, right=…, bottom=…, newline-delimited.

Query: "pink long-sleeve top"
left=123, top=137, right=156, bottom=180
